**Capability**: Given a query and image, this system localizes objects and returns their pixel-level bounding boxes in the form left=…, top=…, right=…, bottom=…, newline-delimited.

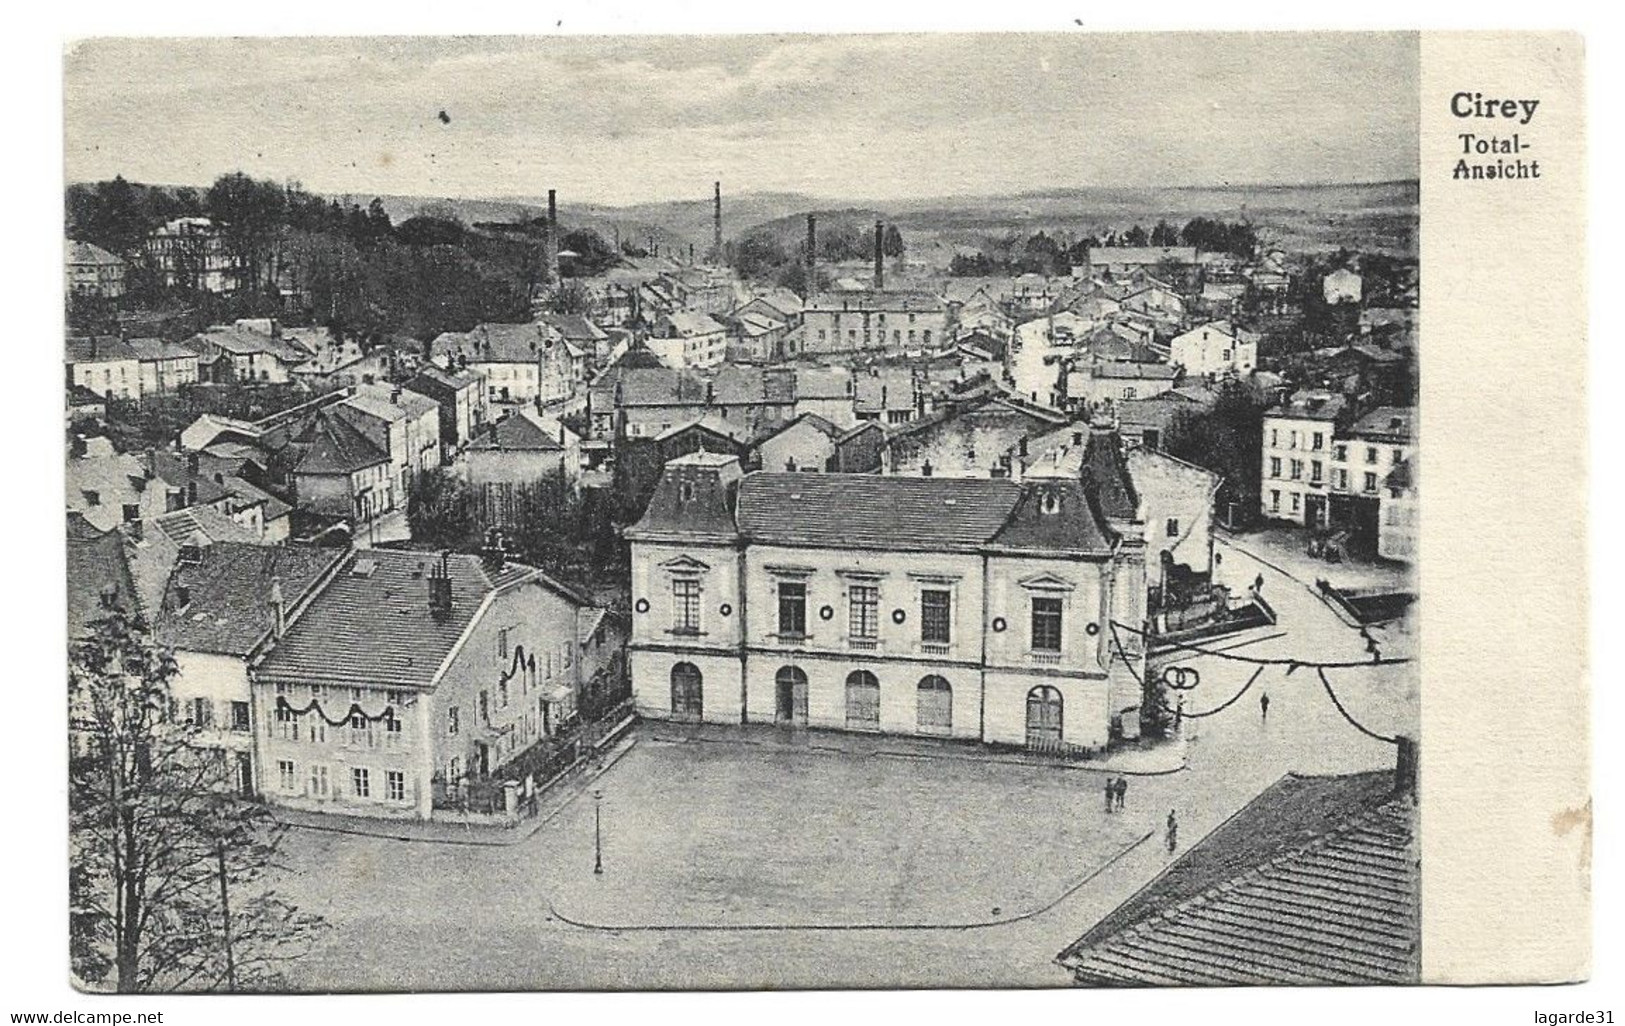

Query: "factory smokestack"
left=806, top=214, right=818, bottom=298
left=713, top=181, right=723, bottom=264
left=874, top=220, right=885, bottom=291
left=546, top=189, right=560, bottom=284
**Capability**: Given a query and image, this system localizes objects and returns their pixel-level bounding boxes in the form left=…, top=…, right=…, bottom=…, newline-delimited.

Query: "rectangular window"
left=278, top=760, right=296, bottom=792
left=1366, top=446, right=1379, bottom=464
left=230, top=701, right=250, bottom=732
left=386, top=770, right=406, bottom=802
left=448, top=706, right=459, bottom=735
left=1166, top=518, right=1180, bottom=538
left=1291, top=492, right=1301, bottom=513
left=275, top=704, right=299, bottom=741
left=1364, top=472, right=1379, bottom=493
left=497, top=627, right=510, bottom=660
left=1270, top=489, right=1281, bottom=512
left=1269, top=457, right=1281, bottom=478
left=672, top=578, right=702, bottom=632
left=1270, top=428, right=1278, bottom=447
left=309, top=764, right=329, bottom=798
left=479, top=690, right=490, bottom=725
left=1334, top=444, right=1348, bottom=462
left=351, top=767, right=370, bottom=799
left=1392, top=448, right=1404, bottom=464
left=1312, top=432, right=1325, bottom=451
left=1290, top=459, right=1303, bottom=481
left=1334, top=469, right=1348, bottom=490
left=778, top=581, right=807, bottom=637
left=1031, top=597, right=1063, bottom=653
left=1311, top=460, right=1324, bottom=483
left=920, top=589, right=951, bottom=645
left=849, top=584, right=879, bottom=640
left=187, top=697, right=214, bottom=728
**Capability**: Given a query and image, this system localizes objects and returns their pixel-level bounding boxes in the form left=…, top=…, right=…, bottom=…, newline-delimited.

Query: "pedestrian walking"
left=1253, top=573, right=1265, bottom=594
left=1114, top=776, right=1127, bottom=811
left=1260, top=692, right=1271, bottom=722
left=1214, top=550, right=1223, bottom=569
left=1104, top=776, right=1115, bottom=813
left=1166, top=810, right=1179, bottom=853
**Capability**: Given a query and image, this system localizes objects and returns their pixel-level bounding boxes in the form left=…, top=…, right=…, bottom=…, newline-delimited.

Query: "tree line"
left=948, top=217, right=1260, bottom=278
left=67, top=173, right=627, bottom=343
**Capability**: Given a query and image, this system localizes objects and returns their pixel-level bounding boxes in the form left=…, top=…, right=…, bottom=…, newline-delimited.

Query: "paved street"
left=268, top=530, right=1415, bottom=991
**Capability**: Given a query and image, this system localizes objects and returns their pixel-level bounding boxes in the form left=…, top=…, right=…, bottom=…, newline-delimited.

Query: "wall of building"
left=756, top=421, right=836, bottom=473
left=1260, top=414, right=1338, bottom=524
left=1129, top=452, right=1217, bottom=575
left=72, top=360, right=141, bottom=401
left=171, top=650, right=257, bottom=787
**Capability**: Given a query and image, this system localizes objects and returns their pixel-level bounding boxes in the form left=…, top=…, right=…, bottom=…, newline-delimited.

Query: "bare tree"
left=69, top=606, right=326, bottom=993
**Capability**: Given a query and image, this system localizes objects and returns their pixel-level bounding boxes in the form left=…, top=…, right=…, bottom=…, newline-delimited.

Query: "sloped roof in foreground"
left=1058, top=770, right=1418, bottom=986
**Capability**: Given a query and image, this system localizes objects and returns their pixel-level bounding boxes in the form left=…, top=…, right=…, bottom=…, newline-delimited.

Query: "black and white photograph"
left=59, top=28, right=1505, bottom=996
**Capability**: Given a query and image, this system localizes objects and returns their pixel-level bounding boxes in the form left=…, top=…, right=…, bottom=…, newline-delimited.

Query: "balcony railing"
left=1027, top=651, right=1064, bottom=665
left=847, top=636, right=879, bottom=651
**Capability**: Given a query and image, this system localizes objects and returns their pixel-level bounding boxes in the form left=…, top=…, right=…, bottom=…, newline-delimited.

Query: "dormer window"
left=677, top=481, right=695, bottom=503
left=1039, top=490, right=1062, bottom=515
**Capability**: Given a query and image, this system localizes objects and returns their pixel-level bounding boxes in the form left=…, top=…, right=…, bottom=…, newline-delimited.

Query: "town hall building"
left=625, top=431, right=1149, bottom=754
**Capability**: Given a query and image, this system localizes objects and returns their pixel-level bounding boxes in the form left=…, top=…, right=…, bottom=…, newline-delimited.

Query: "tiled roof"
left=148, top=450, right=231, bottom=507
left=737, top=473, right=1023, bottom=552
left=188, top=327, right=307, bottom=363
left=429, top=322, right=563, bottom=364
left=1058, top=771, right=1417, bottom=986
left=1090, top=361, right=1180, bottom=381
left=151, top=505, right=259, bottom=547
left=1271, top=390, right=1347, bottom=423
left=66, top=336, right=138, bottom=364
left=67, top=513, right=140, bottom=637
left=256, top=549, right=565, bottom=688
left=1350, top=406, right=1416, bottom=443
left=989, top=477, right=1116, bottom=554
left=155, top=543, right=346, bottom=656
left=805, top=290, right=942, bottom=314
left=68, top=240, right=124, bottom=266
left=659, top=311, right=725, bottom=337
left=467, top=408, right=569, bottom=452
left=125, top=338, right=199, bottom=362
left=536, top=312, right=608, bottom=342
left=1081, top=427, right=1140, bottom=520
left=291, top=411, right=389, bottom=476
left=343, top=384, right=440, bottom=423
left=408, top=365, right=482, bottom=395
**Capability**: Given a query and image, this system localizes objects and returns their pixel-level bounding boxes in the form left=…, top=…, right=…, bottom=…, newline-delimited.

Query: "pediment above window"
left=1018, top=571, right=1076, bottom=592
left=659, top=555, right=712, bottom=575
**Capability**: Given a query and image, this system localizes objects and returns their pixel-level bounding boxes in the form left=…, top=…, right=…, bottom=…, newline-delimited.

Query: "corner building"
left=626, top=434, right=1148, bottom=753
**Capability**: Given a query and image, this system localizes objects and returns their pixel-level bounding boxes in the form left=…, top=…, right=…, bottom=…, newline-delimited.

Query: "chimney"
left=713, top=181, right=723, bottom=263
left=1394, top=735, right=1418, bottom=798
left=873, top=220, right=885, bottom=291
left=187, top=451, right=200, bottom=475
left=546, top=189, right=560, bottom=284
left=481, top=528, right=508, bottom=574
left=186, top=481, right=198, bottom=506
left=428, top=551, right=454, bottom=622
left=269, top=577, right=286, bottom=639
left=805, top=214, right=818, bottom=297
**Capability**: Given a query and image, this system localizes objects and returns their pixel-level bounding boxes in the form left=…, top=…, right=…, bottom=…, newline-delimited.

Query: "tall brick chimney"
left=546, top=189, right=560, bottom=284
left=712, top=181, right=723, bottom=264
left=873, top=220, right=885, bottom=291
left=806, top=214, right=818, bottom=298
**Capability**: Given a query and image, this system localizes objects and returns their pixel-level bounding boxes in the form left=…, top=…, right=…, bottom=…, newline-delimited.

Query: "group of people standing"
left=1102, top=774, right=1180, bottom=853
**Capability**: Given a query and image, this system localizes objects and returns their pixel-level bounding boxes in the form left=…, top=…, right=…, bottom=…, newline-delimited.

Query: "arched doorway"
left=845, top=670, right=880, bottom=730
left=670, top=662, right=703, bottom=722
left=916, top=675, right=952, bottom=735
left=775, top=666, right=809, bottom=726
left=1026, top=685, right=1064, bottom=750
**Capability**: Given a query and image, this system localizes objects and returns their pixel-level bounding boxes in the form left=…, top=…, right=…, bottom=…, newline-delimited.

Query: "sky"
left=64, top=33, right=1419, bottom=207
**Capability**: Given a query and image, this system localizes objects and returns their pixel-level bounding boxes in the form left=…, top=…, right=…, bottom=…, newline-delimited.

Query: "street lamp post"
left=593, top=789, right=604, bottom=875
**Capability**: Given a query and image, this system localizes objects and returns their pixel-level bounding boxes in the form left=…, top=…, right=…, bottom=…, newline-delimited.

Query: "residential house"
left=1126, top=448, right=1222, bottom=580
left=625, top=447, right=1147, bottom=751
left=66, top=241, right=126, bottom=301
left=459, top=408, right=584, bottom=524
left=66, top=436, right=230, bottom=532
left=427, top=321, right=579, bottom=409
left=145, top=217, right=238, bottom=293
left=726, top=309, right=791, bottom=363
left=752, top=412, right=843, bottom=473
left=154, top=543, right=348, bottom=796
left=287, top=410, right=395, bottom=524
left=1111, top=384, right=1221, bottom=452
left=1066, top=361, right=1181, bottom=409
left=185, top=324, right=308, bottom=385
left=407, top=364, right=492, bottom=451
left=1324, top=267, right=1364, bottom=305
left=1167, top=320, right=1259, bottom=377
left=253, top=547, right=597, bottom=820
left=332, top=383, right=444, bottom=501
left=1344, top=406, right=1416, bottom=561
left=288, top=337, right=395, bottom=392
left=1260, top=389, right=1349, bottom=526
left=881, top=394, right=1067, bottom=479
left=647, top=311, right=728, bottom=370
left=1087, top=246, right=1198, bottom=276
left=832, top=421, right=887, bottom=474
left=125, top=338, right=202, bottom=397
left=1058, top=763, right=1417, bottom=985
left=535, top=312, right=612, bottom=365
left=854, top=367, right=927, bottom=425
left=800, top=291, right=946, bottom=356
left=66, top=336, right=140, bottom=401
left=1120, top=278, right=1187, bottom=319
